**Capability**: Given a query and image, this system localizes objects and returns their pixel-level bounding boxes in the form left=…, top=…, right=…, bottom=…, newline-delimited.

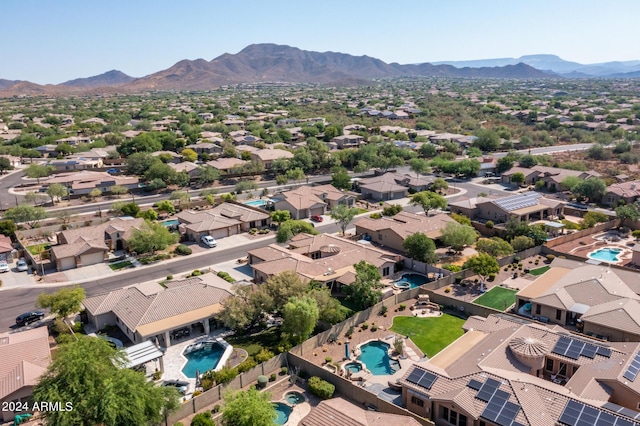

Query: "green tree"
left=510, top=172, right=525, bottom=186
left=24, top=163, right=53, bottom=183
left=518, top=155, right=538, bottom=168
left=616, top=204, right=640, bottom=221
left=156, top=199, right=176, bottom=214
left=33, top=336, right=179, bottom=426
left=441, top=222, right=478, bottom=253
left=473, top=129, right=500, bottom=152
left=346, top=261, right=382, bottom=310
left=128, top=221, right=179, bottom=254
left=125, top=152, right=155, bottom=175
left=572, top=178, right=606, bottom=202
left=196, top=165, right=220, bottom=184
left=496, top=156, right=515, bottom=174
left=36, top=286, right=85, bottom=333
left=410, top=191, right=447, bottom=215
left=282, top=296, right=319, bottom=345
left=138, top=208, right=158, bottom=221
left=46, top=183, right=68, bottom=204
left=382, top=204, right=403, bottom=216
left=270, top=210, right=291, bottom=227
left=419, top=143, right=438, bottom=158
left=108, top=185, right=128, bottom=197
left=191, top=411, right=215, bottom=426
left=221, top=388, right=277, bottom=426
left=451, top=212, right=472, bottom=226
left=309, top=287, right=349, bottom=325
left=110, top=201, right=140, bottom=217
left=276, top=220, right=319, bottom=243
left=0, top=156, right=13, bottom=173
left=408, top=157, right=429, bottom=178
left=581, top=211, right=610, bottom=229
left=430, top=177, right=449, bottom=192
left=285, top=167, right=306, bottom=184
left=180, top=148, right=198, bottom=162
left=330, top=204, right=359, bottom=235
left=24, top=191, right=48, bottom=206
left=402, top=233, right=438, bottom=263
left=561, top=176, right=581, bottom=191
left=463, top=253, right=500, bottom=284
left=323, top=125, right=341, bottom=141
left=505, top=219, right=547, bottom=246
left=88, top=188, right=102, bottom=200
left=331, top=168, right=352, bottom=190
left=511, top=235, right=535, bottom=252
left=475, top=237, right=514, bottom=258
left=3, top=204, right=47, bottom=228
left=0, top=219, right=17, bottom=236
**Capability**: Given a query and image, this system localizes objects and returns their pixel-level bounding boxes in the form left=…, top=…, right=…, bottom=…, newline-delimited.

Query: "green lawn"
left=390, top=314, right=465, bottom=357
left=225, top=327, right=282, bottom=357
left=354, top=208, right=369, bottom=215
left=26, top=243, right=51, bottom=255
left=473, top=287, right=517, bottom=310
left=529, top=265, right=550, bottom=276
left=109, top=261, right=133, bottom=271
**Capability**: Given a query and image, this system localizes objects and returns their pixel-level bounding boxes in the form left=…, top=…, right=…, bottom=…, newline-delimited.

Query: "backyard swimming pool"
left=243, top=198, right=272, bottom=208
left=181, top=341, right=226, bottom=379
left=344, top=361, right=363, bottom=374
left=273, top=402, right=292, bottom=425
left=394, top=273, right=429, bottom=290
left=357, top=340, right=400, bottom=375
left=588, top=247, right=623, bottom=263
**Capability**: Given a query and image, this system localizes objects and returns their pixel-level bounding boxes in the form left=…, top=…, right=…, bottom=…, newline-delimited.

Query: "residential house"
left=250, top=148, right=294, bottom=169
left=55, top=136, right=92, bottom=146
left=223, top=119, right=245, bottom=129
left=516, top=257, right=640, bottom=341
left=185, top=142, right=223, bottom=156
left=197, top=112, right=214, bottom=121
left=206, top=158, right=248, bottom=174
left=330, top=134, right=365, bottom=149
left=0, top=327, right=52, bottom=423
left=168, top=161, right=199, bottom=180
left=50, top=217, right=145, bottom=271
left=83, top=275, right=233, bottom=348
left=355, top=173, right=411, bottom=201
left=232, top=134, right=263, bottom=146
left=449, top=192, right=563, bottom=223
left=47, top=157, right=103, bottom=171
left=300, top=398, right=421, bottom=426
left=400, top=313, right=640, bottom=426
left=176, top=202, right=270, bottom=241
left=247, top=233, right=402, bottom=290
left=43, top=170, right=139, bottom=195
left=272, top=186, right=327, bottom=219
left=354, top=212, right=457, bottom=252
left=501, top=165, right=601, bottom=191
left=151, top=150, right=182, bottom=164
left=0, top=234, right=13, bottom=261
left=604, top=180, right=640, bottom=206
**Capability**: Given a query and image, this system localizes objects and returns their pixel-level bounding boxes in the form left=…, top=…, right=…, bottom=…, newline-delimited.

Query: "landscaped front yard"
left=473, top=287, right=517, bottom=310
left=529, top=265, right=550, bottom=276
left=390, top=314, right=465, bottom=357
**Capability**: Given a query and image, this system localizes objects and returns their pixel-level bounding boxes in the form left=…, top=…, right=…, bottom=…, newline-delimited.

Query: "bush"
left=152, top=370, right=162, bottom=381
left=444, top=287, right=451, bottom=293
left=488, top=273, right=496, bottom=281
left=208, top=365, right=238, bottom=385
left=192, top=390, right=202, bottom=397
left=167, top=275, right=173, bottom=280
left=345, top=326, right=354, bottom=338
left=216, top=271, right=236, bottom=283
left=281, top=367, right=288, bottom=375
left=361, top=323, right=369, bottom=330
left=546, top=254, right=556, bottom=263
left=255, top=348, right=275, bottom=363
left=398, top=304, right=406, bottom=311
left=237, top=357, right=257, bottom=373
left=270, top=373, right=277, bottom=382
left=325, top=356, right=332, bottom=363
left=369, top=213, right=382, bottom=219
left=442, top=264, right=462, bottom=272
left=371, top=324, right=378, bottom=332
left=257, top=375, right=268, bottom=389
left=308, top=376, right=335, bottom=399
left=485, top=220, right=494, bottom=229
left=191, top=412, right=215, bottom=426
left=379, top=305, right=388, bottom=315
left=190, top=269, right=202, bottom=277
left=174, top=244, right=192, bottom=256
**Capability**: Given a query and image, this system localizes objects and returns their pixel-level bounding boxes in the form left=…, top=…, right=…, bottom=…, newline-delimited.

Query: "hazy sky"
left=3, top=0, right=639, bottom=84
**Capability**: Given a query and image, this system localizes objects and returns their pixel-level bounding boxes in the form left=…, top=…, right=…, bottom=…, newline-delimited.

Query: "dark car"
left=310, top=215, right=323, bottom=222
left=162, top=380, right=189, bottom=394
left=16, top=311, right=45, bottom=327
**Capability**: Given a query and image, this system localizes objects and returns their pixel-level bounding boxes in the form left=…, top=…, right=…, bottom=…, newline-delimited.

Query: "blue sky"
left=3, top=0, right=639, bottom=84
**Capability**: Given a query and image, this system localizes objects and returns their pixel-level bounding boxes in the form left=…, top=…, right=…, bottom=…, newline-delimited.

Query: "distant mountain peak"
left=60, top=70, right=135, bottom=88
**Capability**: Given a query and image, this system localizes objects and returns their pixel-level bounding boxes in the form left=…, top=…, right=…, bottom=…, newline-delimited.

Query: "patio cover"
left=122, top=340, right=163, bottom=369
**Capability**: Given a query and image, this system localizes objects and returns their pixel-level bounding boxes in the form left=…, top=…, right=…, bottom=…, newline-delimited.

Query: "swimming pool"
left=181, top=341, right=225, bottom=378
left=394, top=273, right=429, bottom=290
left=588, top=247, right=623, bottom=263
left=284, top=391, right=305, bottom=405
left=273, top=402, right=292, bottom=425
left=243, top=198, right=272, bottom=208
left=162, top=219, right=179, bottom=227
left=357, top=341, right=400, bottom=375
left=344, top=362, right=363, bottom=374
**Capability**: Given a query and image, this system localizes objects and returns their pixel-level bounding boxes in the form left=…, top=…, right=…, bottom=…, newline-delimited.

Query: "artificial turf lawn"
left=473, top=286, right=517, bottom=310
left=390, top=314, right=465, bottom=357
left=529, top=265, right=550, bottom=276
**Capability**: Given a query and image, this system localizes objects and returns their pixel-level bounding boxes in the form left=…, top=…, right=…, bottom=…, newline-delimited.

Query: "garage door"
left=209, top=229, right=229, bottom=240
left=81, top=251, right=105, bottom=267
left=59, top=257, right=76, bottom=271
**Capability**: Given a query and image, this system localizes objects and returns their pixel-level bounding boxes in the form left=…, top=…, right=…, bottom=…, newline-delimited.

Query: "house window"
left=310, top=252, right=321, bottom=260
left=546, top=358, right=554, bottom=371
left=559, top=362, right=568, bottom=377
left=442, top=407, right=466, bottom=426
left=261, top=219, right=267, bottom=226
left=250, top=221, right=256, bottom=228
left=535, top=304, right=541, bottom=315
left=382, top=267, right=390, bottom=276
left=378, top=233, right=383, bottom=241
left=411, top=396, right=424, bottom=407
left=556, top=309, right=562, bottom=321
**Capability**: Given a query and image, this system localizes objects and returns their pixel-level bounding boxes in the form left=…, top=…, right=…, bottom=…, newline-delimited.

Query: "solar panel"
left=623, top=352, right=640, bottom=382
left=468, top=379, right=483, bottom=390
left=582, top=344, right=597, bottom=359
left=559, top=400, right=640, bottom=426
left=417, top=371, right=437, bottom=390
left=553, top=336, right=612, bottom=360
left=405, top=369, right=425, bottom=385
left=480, top=390, right=521, bottom=426
left=597, top=346, right=613, bottom=358
left=553, top=336, right=571, bottom=356
left=492, top=192, right=541, bottom=212
left=476, top=378, right=501, bottom=402
left=565, top=341, right=584, bottom=360
left=603, top=402, right=640, bottom=420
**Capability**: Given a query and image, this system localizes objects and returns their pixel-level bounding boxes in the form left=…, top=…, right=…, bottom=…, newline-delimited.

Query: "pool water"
left=243, top=198, right=271, bottom=208
left=162, top=219, right=179, bottom=227
left=344, top=362, right=363, bottom=373
left=395, top=273, right=429, bottom=289
left=273, top=402, right=292, bottom=425
left=284, top=391, right=305, bottom=405
left=588, top=247, right=623, bottom=263
left=357, top=341, right=399, bottom=375
left=181, top=342, right=225, bottom=378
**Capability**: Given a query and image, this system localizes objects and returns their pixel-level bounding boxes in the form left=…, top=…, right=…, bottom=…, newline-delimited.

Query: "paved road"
left=0, top=221, right=340, bottom=332
left=0, top=170, right=26, bottom=209
left=491, top=143, right=593, bottom=158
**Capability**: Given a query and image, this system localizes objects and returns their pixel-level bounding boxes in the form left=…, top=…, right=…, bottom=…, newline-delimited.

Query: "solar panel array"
left=552, top=336, right=611, bottom=360
left=559, top=400, right=640, bottom=426
left=405, top=368, right=437, bottom=390
left=623, top=352, right=640, bottom=382
left=602, top=402, right=640, bottom=421
left=468, top=378, right=524, bottom=426
left=492, top=192, right=541, bottom=212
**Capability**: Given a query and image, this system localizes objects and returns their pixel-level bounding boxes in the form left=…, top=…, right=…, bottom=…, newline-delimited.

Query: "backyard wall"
left=544, top=220, right=620, bottom=248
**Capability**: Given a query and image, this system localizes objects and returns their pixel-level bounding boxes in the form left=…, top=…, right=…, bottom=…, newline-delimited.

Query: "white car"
left=200, top=235, right=217, bottom=248
left=0, top=261, right=9, bottom=273
left=16, top=259, right=28, bottom=272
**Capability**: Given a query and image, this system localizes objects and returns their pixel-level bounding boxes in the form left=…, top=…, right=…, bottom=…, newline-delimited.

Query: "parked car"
left=162, top=380, right=189, bottom=394
left=16, top=258, right=28, bottom=272
left=200, top=235, right=217, bottom=248
left=310, top=215, right=323, bottom=222
left=16, top=311, right=45, bottom=327
left=0, top=261, right=9, bottom=273
left=106, top=168, right=120, bottom=174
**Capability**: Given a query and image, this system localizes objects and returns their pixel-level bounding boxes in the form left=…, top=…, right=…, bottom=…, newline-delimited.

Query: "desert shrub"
left=325, top=356, right=332, bottom=363
left=379, top=305, right=388, bottom=315
left=257, top=375, right=268, bottom=388
left=216, top=271, right=236, bottom=283
left=174, top=244, right=192, bottom=256
left=254, top=349, right=274, bottom=363
left=442, top=264, right=462, bottom=272
left=485, top=220, right=494, bottom=229
left=345, top=326, right=354, bottom=338
left=206, top=365, right=238, bottom=385
left=308, top=376, right=335, bottom=399
left=236, top=357, right=257, bottom=373
left=270, top=373, right=277, bottom=382
left=546, top=254, right=556, bottom=263
left=281, top=367, right=288, bottom=375
left=399, top=304, right=406, bottom=311
left=371, top=324, right=378, bottom=332
left=361, top=323, right=369, bottom=330
left=191, top=412, right=215, bottom=426
left=369, top=213, right=382, bottom=219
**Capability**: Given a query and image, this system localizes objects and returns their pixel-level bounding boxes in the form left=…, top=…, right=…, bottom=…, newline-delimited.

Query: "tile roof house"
left=47, top=157, right=103, bottom=171
left=449, top=192, right=563, bottom=224
left=250, top=148, right=294, bottom=168
left=185, top=142, right=223, bottom=155
left=0, top=327, right=52, bottom=423
left=83, top=275, right=232, bottom=348
left=50, top=217, right=145, bottom=271
left=272, top=186, right=328, bottom=220
left=301, top=398, right=421, bottom=426
left=354, top=212, right=458, bottom=252
left=501, top=165, right=601, bottom=190
left=168, top=161, right=199, bottom=179
left=399, top=313, right=640, bottom=426
left=604, top=180, right=640, bottom=206
left=355, top=173, right=410, bottom=201
left=206, top=157, right=248, bottom=174
left=247, top=233, right=401, bottom=290
left=43, top=170, right=139, bottom=196
left=516, top=257, right=640, bottom=341
left=176, top=201, right=270, bottom=241
left=0, top=234, right=13, bottom=261
left=330, top=134, right=365, bottom=149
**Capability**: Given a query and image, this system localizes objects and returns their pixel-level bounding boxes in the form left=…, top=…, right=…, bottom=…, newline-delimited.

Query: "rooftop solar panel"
left=623, top=352, right=640, bottom=382
left=406, top=369, right=425, bottom=385
left=468, top=379, right=483, bottom=390
left=553, top=336, right=571, bottom=356
left=417, top=371, right=437, bottom=390
left=602, top=402, right=640, bottom=420
left=492, top=192, right=541, bottom=212
left=559, top=400, right=640, bottom=426
left=582, top=344, right=597, bottom=359
left=597, top=346, right=613, bottom=358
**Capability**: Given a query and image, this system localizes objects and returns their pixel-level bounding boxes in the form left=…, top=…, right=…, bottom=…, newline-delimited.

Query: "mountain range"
left=0, top=44, right=638, bottom=97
